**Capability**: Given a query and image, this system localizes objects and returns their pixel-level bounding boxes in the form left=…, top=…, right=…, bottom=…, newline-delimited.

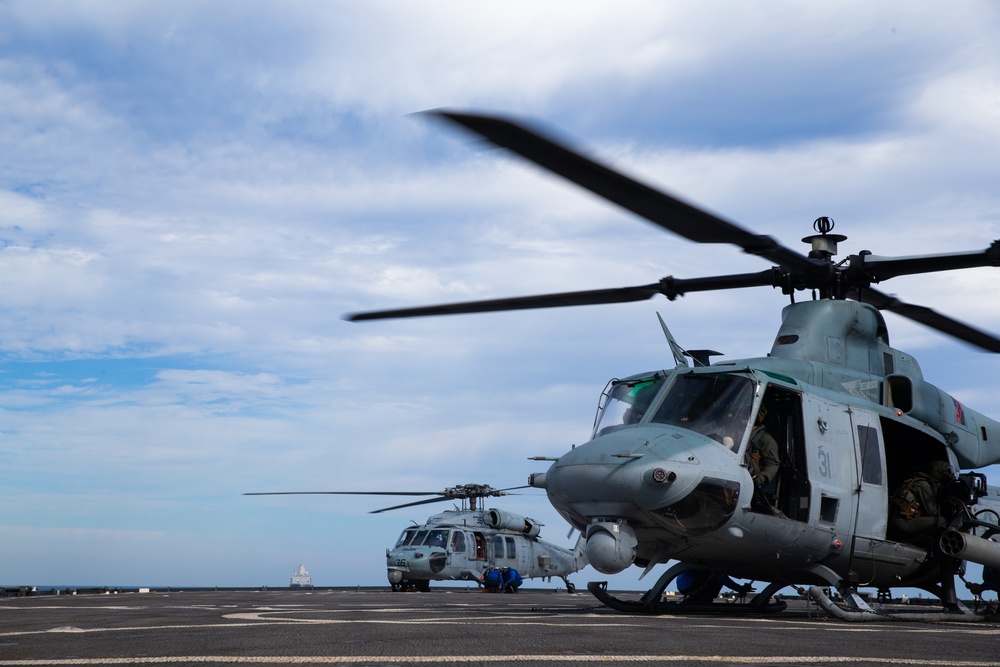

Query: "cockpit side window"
left=450, top=530, right=466, bottom=553
left=593, top=375, right=666, bottom=439
left=650, top=373, right=755, bottom=450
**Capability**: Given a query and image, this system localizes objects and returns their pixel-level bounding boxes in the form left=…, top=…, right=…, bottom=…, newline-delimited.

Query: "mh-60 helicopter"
left=346, top=110, right=1000, bottom=620
left=247, top=483, right=586, bottom=592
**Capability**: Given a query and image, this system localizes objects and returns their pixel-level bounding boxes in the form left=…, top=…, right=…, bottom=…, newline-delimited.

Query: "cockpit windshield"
left=424, top=529, right=449, bottom=549
left=394, top=528, right=451, bottom=549
left=395, top=528, right=418, bottom=548
left=592, top=375, right=666, bottom=438
left=650, top=373, right=755, bottom=450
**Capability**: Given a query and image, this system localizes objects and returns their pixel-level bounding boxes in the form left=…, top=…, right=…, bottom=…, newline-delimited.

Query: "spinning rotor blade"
left=429, top=110, right=827, bottom=280
left=856, top=242, right=1000, bottom=282
left=345, top=110, right=1000, bottom=349
left=346, top=284, right=662, bottom=321
left=346, top=270, right=778, bottom=321
left=851, top=287, right=1000, bottom=353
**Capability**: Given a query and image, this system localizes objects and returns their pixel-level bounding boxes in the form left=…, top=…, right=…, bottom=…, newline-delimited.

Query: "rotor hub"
left=801, top=217, right=847, bottom=260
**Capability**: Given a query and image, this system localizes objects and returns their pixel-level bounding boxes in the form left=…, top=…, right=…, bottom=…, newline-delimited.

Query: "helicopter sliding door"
left=847, top=409, right=888, bottom=542
left=801, top=394, right=857, bottom=538
left=845, top=410, right=944, bottom=584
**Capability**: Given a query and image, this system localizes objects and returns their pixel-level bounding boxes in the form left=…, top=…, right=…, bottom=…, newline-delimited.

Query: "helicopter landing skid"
left=587, top=581, right=787, bottom=616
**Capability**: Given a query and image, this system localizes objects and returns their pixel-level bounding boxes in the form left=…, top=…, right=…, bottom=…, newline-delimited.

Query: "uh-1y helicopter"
left=246, top=483, right=587, bottom=593
left=344, top=110, right=1000, bottom=620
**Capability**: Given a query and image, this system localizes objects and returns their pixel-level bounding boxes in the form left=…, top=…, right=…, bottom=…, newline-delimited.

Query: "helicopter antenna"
left=656, top=312, right=689, bottom=368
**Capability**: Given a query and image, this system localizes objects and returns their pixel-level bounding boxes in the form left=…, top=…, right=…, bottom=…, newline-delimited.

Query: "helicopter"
left=344, top=110, right=1000, bottom=620
left=246, top=483, right=587, bottom=593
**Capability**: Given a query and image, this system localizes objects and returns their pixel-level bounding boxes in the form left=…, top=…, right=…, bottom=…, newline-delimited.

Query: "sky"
left=2, top=1, right=1000, bottom=591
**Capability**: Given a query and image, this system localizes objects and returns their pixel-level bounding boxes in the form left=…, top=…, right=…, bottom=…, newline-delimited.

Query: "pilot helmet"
left=929, top=460, right=954, bottom=482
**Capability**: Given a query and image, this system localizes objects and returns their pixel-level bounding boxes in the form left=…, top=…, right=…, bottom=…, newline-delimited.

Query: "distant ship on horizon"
left=290, top=563, right=313, bottom=588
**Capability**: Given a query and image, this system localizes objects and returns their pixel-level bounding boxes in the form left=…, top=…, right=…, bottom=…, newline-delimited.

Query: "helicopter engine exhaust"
left=484, top=508, right=542, bottom=538
left=939, top=530, right=1000, bottom=570
left=585, top=521, right=637, bottom=574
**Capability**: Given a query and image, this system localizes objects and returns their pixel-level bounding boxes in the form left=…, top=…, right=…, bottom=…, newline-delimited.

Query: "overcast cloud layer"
left=2, top=1, right=1000, bottom=589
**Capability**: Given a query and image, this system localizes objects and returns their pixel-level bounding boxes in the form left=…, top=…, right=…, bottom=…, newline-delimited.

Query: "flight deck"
left=1, top=587, right=998, bottom=666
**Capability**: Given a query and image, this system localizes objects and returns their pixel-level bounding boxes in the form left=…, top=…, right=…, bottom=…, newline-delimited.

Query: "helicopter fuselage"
left=385, top=507, right=586, bottom=592
left=531, top=300, right=1000, bottom=595
left=346, top=109, right=1000, bottom=615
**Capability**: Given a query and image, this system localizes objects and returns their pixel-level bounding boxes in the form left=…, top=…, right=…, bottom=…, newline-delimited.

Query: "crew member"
left=745, top=406, right=780, bottom=513
left=888, top=460, right=953, bottom=547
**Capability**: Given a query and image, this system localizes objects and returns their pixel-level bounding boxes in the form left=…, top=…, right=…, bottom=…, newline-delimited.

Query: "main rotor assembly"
left=246, top=483, right=529, bottom=513
left=346, top=111, right=1000, bottom=353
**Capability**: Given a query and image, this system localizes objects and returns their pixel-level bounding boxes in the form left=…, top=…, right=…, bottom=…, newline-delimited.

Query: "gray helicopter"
left=345, top=111, right=1000, bottom=620
left=247, top=483, right=586, bottom=593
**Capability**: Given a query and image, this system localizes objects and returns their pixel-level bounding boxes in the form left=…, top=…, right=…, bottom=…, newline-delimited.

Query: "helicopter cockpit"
left=394, top=527, right=450, bottom=549
left=593, top=371, right=757, bottom=453
left=592, top=374, right=668, bottom=439
left=650, top=373, right=755, bottom=451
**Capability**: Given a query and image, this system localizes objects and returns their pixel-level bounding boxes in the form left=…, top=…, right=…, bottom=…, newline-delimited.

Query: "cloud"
left=1, top=0, right=1000, bottom=589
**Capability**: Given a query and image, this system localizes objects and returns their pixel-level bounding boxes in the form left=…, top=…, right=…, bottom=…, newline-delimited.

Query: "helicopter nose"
left=545, top=426, right=744, bottom=540
left=388, top=548, right=448, bottom=577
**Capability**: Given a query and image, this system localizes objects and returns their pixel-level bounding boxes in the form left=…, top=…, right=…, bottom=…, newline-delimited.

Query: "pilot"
left=744, top=406, right=780, bottom=512
left=888, top=460, right=953, bottom=547
left=623, top=383, right=658, bottom=425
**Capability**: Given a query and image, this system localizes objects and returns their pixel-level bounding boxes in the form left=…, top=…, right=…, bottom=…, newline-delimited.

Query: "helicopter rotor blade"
left=489, top=485, right=532, bottom=493
left=851, top=287, right=1000, bottom=353
left=369, top=496, right=457, bottom=514
left=855, top=242, right=1000, bottom=282
left=246, top=484, right=534, bottom=514
left=346, top=270, right=779, bottom=321
left=346, top=284, right=662, bottom=321
left=244, top=491, right=446, bottom=497
left=246, top=491, right=486, bottom=514
left=428, top=110, right=827, bottom=281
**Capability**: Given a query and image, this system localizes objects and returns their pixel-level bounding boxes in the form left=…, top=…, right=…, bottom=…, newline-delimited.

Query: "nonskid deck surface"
left=1, top=588, right=998, bottom=666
